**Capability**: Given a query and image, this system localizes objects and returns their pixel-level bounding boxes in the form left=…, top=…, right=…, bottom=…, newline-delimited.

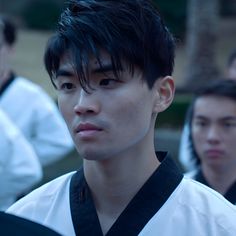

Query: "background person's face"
left=191, top=95, right=236, bottom=171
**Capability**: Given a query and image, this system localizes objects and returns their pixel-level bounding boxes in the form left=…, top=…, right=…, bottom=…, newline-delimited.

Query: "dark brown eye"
left=99, top=78, right=121, bottom=89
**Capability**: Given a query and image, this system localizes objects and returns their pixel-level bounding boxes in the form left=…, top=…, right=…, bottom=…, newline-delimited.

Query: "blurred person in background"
left=0, top=108, right=42, bottom=210
left=0, top=16, right=74, bottom=167
left=179, top=49, right=236, bottom=171
left=184, top=79, right=236, bottom=204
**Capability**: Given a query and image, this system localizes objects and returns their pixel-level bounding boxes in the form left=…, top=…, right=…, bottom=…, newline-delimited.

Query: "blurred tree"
left=153, top=0, right=187, bottom=39
left=21, top=0, right=64, bottom=30
left=220, top=0, right=236, bottom=16
left=184, top=0, right=220, bottom=90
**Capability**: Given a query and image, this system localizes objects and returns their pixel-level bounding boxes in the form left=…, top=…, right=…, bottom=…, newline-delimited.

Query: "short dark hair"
left=0, top=16, right=16, bottom=46
left=186, top=79, right=236, bottom=166
left=44, top=0, right=175, bottom=91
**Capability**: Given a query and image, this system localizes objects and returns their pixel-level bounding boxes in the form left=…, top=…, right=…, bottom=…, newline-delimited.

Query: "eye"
left=223, top=122, right=236, bottom=128
left=59, top=82, right=76, bottom=92
left=99, top=78, right=121, bottom=88
left=194, top=120, right=207, bottom=127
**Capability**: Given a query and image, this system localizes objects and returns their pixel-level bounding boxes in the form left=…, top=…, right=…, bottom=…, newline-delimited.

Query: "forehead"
left=193, top=95, right=236, bottom=118
left=59, top=49, right=114, bottom=71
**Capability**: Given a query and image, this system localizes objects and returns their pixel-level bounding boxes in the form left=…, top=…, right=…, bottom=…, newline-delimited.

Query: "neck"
left=202, top=164, right=236, bottom=195
left=83, top=143, right=159, bottom=234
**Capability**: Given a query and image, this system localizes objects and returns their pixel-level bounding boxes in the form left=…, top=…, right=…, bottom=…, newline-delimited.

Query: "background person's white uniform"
left=0, top=108, right=42, bottom=210
left=0, top=76, right=74, bottom=166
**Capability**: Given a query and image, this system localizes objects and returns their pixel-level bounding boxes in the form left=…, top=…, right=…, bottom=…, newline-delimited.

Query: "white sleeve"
left=0, top=109, right=42, bottom=208
left=30, top=92, right=74, bottom=166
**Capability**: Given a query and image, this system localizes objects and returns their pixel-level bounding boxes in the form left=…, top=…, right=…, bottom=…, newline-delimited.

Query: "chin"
left=77, top=149, right=107, bottom=161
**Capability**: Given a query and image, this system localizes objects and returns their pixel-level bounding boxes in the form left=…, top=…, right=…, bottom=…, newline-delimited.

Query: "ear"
left=152, top=76, right=175, bottom=113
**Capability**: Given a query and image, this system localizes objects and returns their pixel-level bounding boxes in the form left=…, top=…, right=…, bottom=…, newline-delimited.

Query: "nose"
left=74, top=89, right=100, bottom=115
left=206, top=125, right=221, bottom=144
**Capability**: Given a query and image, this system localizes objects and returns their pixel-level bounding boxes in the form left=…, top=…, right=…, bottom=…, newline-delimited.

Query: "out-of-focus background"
left=0, top=0, right=235, bottom=182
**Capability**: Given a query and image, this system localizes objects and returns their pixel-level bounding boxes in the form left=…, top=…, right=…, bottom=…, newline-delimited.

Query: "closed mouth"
left=75, top=123, right=102, bottom=133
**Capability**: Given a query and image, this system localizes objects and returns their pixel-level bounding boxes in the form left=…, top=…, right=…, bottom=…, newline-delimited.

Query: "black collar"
left=0, top=72, right=16, bottom=97
left=69, top=152, right=183, bottom=236
left=195, top=169, right=236, bottom=204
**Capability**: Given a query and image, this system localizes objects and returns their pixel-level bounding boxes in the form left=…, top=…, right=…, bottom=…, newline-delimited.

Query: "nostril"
left=87, top=109, right=94, bottom=113
left=74, top=104, right=97, bottom=115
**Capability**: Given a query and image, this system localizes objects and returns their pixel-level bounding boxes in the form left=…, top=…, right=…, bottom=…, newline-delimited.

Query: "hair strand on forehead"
left=44, top=0, right=175, bottom=90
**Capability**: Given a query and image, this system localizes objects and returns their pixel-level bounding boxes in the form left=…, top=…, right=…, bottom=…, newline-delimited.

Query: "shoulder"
left=141, top=177, right=236, bottom=235
left=7, top=171, right=79, bottom=235
left=7, top=171, right=75, bottom=216
left=10, top=77, right=58, bottom=111
left=12, top=77, right=42, bottom=92
left=11, top=77, right=52, bottom=100
left=179, top=177, right=236, bottom=228
left=180, top=177, right=235, bottom=209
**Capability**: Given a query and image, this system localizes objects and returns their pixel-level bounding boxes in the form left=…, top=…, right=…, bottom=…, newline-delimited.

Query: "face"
left=227, top=58, right=236, bottom=80
left=192, top=96, right=236, bottom=170
left=53, top=51, right=173, bottom=161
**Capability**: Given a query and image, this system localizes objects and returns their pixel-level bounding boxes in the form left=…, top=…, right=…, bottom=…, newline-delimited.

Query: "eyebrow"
left=194, top=115, right=236, bottom=121
left=92, top=64, right=116, bottom=74
left=55, top=63, right=123, bottom=79
left=55, top=69, right=74, bottom=79
left=221, top=116, right=236, bottom=122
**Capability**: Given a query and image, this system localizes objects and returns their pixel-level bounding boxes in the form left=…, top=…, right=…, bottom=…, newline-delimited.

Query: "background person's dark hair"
left=44, top=0, right=175, bottom=91
left=186, top=79, right=236, bottom=166
left=0, top=16, right=16, bottom=46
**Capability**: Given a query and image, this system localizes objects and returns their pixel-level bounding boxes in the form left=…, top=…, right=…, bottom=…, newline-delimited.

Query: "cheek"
left=109, top=94, right=153, bottom=133
left=58, top=96, right=74, bottom=126
left=192, top=128, right=205, bottom=153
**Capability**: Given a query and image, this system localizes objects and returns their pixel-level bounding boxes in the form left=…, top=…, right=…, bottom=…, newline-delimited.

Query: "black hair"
left=227, top=49, right=236, bottom=68
left=186, top=79, right=236, bottom=166
left=44, top=0, right=175, bottom=91
left=0, top=16, right=16, bottom=46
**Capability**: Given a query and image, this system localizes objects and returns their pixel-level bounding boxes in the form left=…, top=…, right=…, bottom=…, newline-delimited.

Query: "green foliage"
left=21, top=0, right=64, bottom=30
left=156, top=94, right=192, bottom=128
left=152, top=0, right=187, bottom=39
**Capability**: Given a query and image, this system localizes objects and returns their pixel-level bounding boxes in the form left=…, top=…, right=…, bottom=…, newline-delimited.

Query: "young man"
left=0, top=16, right=74, bottom=167
left=179, top=49, right=236, bottom=171
left=7, top=1, right=236, bottom=235
left=184, top=79, right=236, bottom=204
left=0, top=108, right=42, bottom=210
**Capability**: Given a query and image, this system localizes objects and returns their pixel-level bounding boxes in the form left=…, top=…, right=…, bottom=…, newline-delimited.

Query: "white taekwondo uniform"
left=186, top=169, right=236, bottom=205
left=0, top=75, right=74, bottom=166
left=0, top=109, right=42, bottom=210
left=7, top=152, right=236, bottom=236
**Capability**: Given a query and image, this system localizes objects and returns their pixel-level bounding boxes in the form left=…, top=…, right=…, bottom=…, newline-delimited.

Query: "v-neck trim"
left=195, top=169, right=236, bottom=204
left=0, top=72, right=16, bottom=97
left=69, top=152, right=183, bottom=235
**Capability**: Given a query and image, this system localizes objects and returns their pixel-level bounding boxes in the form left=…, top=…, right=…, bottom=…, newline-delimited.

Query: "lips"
left=75, top=123, right=102, bottom=133
left=205, top=149, right=224, bottom=158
